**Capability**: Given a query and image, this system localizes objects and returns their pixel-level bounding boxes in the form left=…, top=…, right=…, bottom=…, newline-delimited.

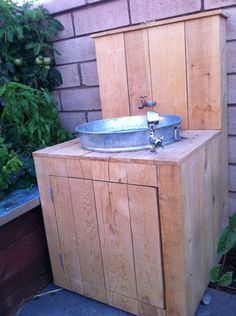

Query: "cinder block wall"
left=38, top=0, right=236, bottom=214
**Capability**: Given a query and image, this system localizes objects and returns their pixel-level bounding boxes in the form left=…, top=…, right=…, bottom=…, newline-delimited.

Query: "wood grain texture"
left=158, top=164, right=187, bottom=316
left=128, top=185, right=164, bottom=308
left=139, top=302, right=166, bottom=316
left=94, top=181, right=137, bottom=299
left=124, top=29, right=153, bottom=116
left=66, top=159, right=92, bottom=179
left=107, top=291, right=139, bottom=315
left=95, top=34, right=130, bottom=118
left=50, top=176, right=83, bottom=294
left=69, top=178, right=107, bottom=303
left=185, top=16, right=222, bottom=129
left=33, top=157, right=71, bottom=289
left=149, top=22, right=188, bottom=129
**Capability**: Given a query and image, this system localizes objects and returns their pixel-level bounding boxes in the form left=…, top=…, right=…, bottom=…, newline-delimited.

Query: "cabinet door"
left=50, top=176, right=107, bottom=303
left=94, top=181, right=164, bottom=309
left=50, top=176, right=83, bottom=293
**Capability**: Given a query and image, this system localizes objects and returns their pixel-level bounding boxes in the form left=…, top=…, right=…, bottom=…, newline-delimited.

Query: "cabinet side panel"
left=50, top=176, right=83, bottom=293
left=185, top=16, right=222, bottom=129
left=95, top=34, right=130, bottom=118
left=34, top=157, right=71, bottom=289
left=128, top=185, right=164, bottom=308
left=124, top=29, right=153, bottom=116
left=180, top=133, right=228, bottom=316
left=158, top=164, right=187, bottom=316
left=149, top=22, right=188, bottom=129
left=69, top=178, right=107, bottom=303
left=94, top=181, right=137, bottom=299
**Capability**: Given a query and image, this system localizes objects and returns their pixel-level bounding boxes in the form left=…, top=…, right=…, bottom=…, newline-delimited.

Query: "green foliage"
left=0, top=0, right=63, bottom=89
left=0, top=82, right=74, bottom=196
left=209, top=213, right=236, bottom=288
left=0, top=136, right=23, bottom=198
left=0, top=82, right=72, bottom=152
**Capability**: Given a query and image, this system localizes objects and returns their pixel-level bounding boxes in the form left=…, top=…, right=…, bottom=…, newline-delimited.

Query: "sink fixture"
left=76, top=114, right=182, bottom=152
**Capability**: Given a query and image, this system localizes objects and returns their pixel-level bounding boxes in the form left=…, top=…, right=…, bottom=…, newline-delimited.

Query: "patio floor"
left=16, top=284, right=236, bottom=316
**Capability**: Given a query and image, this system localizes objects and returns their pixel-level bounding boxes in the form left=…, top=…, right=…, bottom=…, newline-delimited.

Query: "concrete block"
left=60, top=87, right=101, bottom=111
left=228, top=107, right=236, bottom=134
left=130, top=0, right=201, bottom=24
left=52, top=13, right=74, bottom=40
left=229, top=192, right=236, bottom=215
left=225, top=7, right=236, bottom=40
left=53, top=37, right=96, bottom=65
left=229, top=164, right=236, bottom=191
left=56, top=64, right=80, bottom=88
left=51, top=90, right=61, bottom=110
left=59, top=112, right=86, bottom=133
left=87, top=111, right=102, bottom=121
left=228, top=75, right=236, bottom=104
left=229, top=136, right=236, bottom=163
left=73, top=0, right=129, bottom=36
left=81, top=61, right=99, bottom=86
left=204, top=0, right=236, bottom=9
left=36, top=0, right=85, bottom=15
left=227, top=41, right=236, bottom=73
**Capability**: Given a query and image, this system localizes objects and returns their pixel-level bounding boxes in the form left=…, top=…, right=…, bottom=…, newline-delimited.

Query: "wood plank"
left=124, top=29, right=153, bottom=116
left=185, top=16, right=222, bottom=129
left=92, top=10, right=227, bottom=38
left=33, top=157, right=71, bottom=289
left=148, top=22, right=188, bottom=129
left=126, top=163, right=157, bottom=186
left=94, top=181, right=137, bottom=299
left=50, top=176, right=83, bottom=294
left=66, top=159, right=92, bottom=179
left=69, top=178, right=107, bottom=303
left=139, top=302, right=166, bottom=316
left=95, top=33, right=130, bottom=118
left=109, top=162, right=127, bottom=183
left=128, top=185, right=164, bottom=308
left=107, top=291, right=139, bottom=315
left=158, top=164, right=187, bottom=316
left=91, top=160, right=109, bottom=181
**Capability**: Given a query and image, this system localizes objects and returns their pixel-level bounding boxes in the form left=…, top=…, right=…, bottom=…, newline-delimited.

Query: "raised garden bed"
left=0, top=187, right=52, bottom=315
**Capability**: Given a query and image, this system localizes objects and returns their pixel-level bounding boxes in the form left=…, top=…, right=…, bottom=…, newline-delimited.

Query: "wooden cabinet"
left=34, top=130, right=228, bottom=316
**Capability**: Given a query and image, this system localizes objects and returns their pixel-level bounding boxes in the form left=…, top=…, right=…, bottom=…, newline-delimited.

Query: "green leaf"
left=229, top=213, right=236, bottom=230
left=209, top=265, right=221, bottom=283
left=6, top=62, right=14, bottom=73
left=217, top=227, right=230, bottom=256
left=218, top=271, right=233, bottom=287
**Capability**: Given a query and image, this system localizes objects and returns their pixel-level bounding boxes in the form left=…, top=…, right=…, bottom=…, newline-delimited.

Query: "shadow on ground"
left=17, top=284, right=236, bottom=316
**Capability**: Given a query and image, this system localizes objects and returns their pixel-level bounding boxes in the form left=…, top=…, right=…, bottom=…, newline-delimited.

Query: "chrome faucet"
left=147, top=111, right=164, bottom=152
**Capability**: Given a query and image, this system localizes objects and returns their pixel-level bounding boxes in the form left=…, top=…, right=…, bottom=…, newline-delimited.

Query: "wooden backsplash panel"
left=124, top=29, right=153, bottom=116
left=149, top=22, right=188, bottom=129
left=95, top=33, right=130, bottom=118
left=185, top=16, right=222, bottom=129
left=94, top=11, right=226, bottom=130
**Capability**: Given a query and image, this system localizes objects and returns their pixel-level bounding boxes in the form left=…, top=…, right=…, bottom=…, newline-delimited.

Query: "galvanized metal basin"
left=76, top=114, right=182, bottom=152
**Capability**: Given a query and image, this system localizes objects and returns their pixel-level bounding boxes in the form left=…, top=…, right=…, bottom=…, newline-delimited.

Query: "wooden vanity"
left=34, top=10, right=228, bottom=316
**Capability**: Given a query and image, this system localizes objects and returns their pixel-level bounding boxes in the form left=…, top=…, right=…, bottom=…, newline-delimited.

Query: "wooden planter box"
left=0, top=187, right=52, bottom=316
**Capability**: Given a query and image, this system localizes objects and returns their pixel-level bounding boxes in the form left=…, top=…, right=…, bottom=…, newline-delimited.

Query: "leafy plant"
left=0, top=82, right=72, bottom=152
left=0, top=82, right=73, bottom=196
left=209, top=213, right=236, bottom=287
left=0, top=0, right=63, bottom=89
left=0, top=136, right=23, bottom=198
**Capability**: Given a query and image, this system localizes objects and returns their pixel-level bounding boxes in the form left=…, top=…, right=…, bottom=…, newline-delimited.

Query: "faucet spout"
left=147, top=111, right=164, bottom=152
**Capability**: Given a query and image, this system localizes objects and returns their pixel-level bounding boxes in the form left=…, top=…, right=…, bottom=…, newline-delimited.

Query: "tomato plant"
left=0, top=0, right=63, bottom=89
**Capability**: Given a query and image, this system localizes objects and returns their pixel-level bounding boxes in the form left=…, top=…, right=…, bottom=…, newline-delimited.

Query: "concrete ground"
left=17, top=284, right=236, bottom=316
